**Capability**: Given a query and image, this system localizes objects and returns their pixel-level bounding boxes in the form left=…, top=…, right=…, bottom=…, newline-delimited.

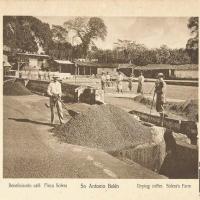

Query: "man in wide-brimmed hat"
left=47, top=74, right=64, bottom=125
left=154, top=73, right=167, bottom=124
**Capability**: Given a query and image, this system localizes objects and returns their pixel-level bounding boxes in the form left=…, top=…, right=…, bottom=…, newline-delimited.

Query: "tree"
left=168, top=49, right=191, bottom=65
left=114, top=39, right=132, bottom=62
left=155, top=45, right=170, bottom=64
left=3, top=16, right=52, bottom=53
left=64, top=17, right=107, bottom=58
left=186, top=17, right=198, bottom=64
left=51, top=25, right=68, bottom=43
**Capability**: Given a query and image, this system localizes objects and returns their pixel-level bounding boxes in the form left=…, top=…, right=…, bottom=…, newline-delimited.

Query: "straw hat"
left=157, top=73, right=164, bottom=77
left=52, top=74, right=59, bottom=79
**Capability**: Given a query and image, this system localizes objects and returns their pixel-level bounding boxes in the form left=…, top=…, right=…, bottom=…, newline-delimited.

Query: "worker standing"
left=154, top=73, right=167, bottom=124
left=101, top=72, right=106, bottom=91
left=47, top=75, right=64, bottom=125
left=38, top=70, right=42, bottom=80
left=106, top=72, right=111, bottom=87
left=128, top=73, right=134, bottom=91
left=44, top=71, right=47, bottom=80
left=116, top=71, right=123, bottom=93
left=137, top=71, right=144, bottom=94
left=48, top=71, right=51, bottom=80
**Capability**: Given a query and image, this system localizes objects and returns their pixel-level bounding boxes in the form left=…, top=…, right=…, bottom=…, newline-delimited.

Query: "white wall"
left=174, top=70, right=198, bottom=79
left=29, top=58, right=39, bottom=68
left=97, top=68, right=117, bottom=74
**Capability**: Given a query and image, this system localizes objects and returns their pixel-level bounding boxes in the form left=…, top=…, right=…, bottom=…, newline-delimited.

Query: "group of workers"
left=101, top=70, right=166, bottom=119
left=38, top=70, right=51, bottom=80
left=101, top=71, right=145, bottom=94
left=18, top=70, right=51, bottom=80
left=100, top=72, right=112, bottom=90
left=47, top=72, right=166, bottom=126
left=100, top=71, right=124, bottom=93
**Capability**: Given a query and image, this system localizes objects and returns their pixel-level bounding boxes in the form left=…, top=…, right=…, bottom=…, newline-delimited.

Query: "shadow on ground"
left=8, top=118, right=54, bottom=127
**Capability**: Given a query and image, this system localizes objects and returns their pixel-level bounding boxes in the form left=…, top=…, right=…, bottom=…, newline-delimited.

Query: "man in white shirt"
left=116, top=71, right=123, bottom=93
left=154, top=73, right=167, bottom=125
left=137, top=71, right=144, bottom=94
left=47, top=75, right=64, bottom=125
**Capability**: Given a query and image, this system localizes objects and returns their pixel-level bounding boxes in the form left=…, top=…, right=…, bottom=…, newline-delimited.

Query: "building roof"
left=54, top=60, right=73, bottom=65
left=76, top=61, right=118, bottom=68
left=17, top=53, right=50, bottom=58
left=118, top=63, right=137, bottom=68
left=3, top=61, right=12, bottom=67
left=133, top=64, right=198, bottom=71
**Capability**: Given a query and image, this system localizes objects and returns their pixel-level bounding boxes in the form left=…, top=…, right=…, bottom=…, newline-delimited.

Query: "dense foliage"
left=87, top=42, right=191, bottom=65
left=64, top=17, right=107, bottom=58
left=3, top=16, right=198, bottom=65
left=3, top=16, right=52, bottom=53
left=186, top=17, right=198, bottom=64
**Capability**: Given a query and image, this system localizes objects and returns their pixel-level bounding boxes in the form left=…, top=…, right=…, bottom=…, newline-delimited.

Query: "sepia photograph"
left=3, top=16, right=198, bottom=179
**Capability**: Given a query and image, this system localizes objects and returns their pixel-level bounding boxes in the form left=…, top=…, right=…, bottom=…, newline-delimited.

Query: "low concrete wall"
left=110, top=126, right=198, bottom=179
left=26, top=80, right=49, bottom=94
left=129, top=110, right=198, bottom=145
left=15, top=78, right=104, bottom=104
left=112, top=142, right=166, bottom=173
left=132, top=78, right=198, bottom=87
left=110, top=126, right=166, bottom=172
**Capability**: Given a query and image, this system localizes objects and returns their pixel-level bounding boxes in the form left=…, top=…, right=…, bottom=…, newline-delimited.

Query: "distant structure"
left=3, top=44, right=198, bottom=80
left=3, top=45, right=12, bottom=75
left=119, top=63, right=198, bottom=79
left=16, top=53, right=50, bottom=71
left=133, top=64, right=198, bottom=79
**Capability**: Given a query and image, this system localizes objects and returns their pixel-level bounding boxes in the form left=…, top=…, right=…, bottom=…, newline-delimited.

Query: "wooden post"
left=75, top=63, right=77, bottom=84
left=84, top=66, right=85, bottom=75
left=17, top=62, right=20, bottom=72
left=17, top=62, right=20, bottom=78
left=90, top=67, right=92, bottom=75
left=169, top=69, right=171, bottom=78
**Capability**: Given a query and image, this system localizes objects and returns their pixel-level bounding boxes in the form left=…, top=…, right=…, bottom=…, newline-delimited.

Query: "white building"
left=16, top=53, right=50, bottom=71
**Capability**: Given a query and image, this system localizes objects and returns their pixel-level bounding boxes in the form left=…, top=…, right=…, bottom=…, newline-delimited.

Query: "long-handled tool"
left=150, top=90, right=155, bottom=116
left=144, top=85, right=155, bottom=95
left=148, top=90, right=156, bottom=123
left=45, top=99, right=80, bottom=118
left=59, top=99, right=80, bottom=117
left=160, top=105, right=168, bottom=127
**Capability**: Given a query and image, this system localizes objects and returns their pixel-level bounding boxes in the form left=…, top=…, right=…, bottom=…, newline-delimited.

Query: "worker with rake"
left=47, top=74, right=64, bottom=125
left=154, top=73, right=167, bottom=125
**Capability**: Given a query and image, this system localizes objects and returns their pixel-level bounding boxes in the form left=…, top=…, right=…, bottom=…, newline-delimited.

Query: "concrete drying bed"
left=3, top=95, right=166, bottom=179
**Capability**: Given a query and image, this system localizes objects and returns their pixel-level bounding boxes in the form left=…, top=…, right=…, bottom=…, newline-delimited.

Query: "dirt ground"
left=3, top=95, right=165, bottom=178
left=64, top=79, right=198, bottom=100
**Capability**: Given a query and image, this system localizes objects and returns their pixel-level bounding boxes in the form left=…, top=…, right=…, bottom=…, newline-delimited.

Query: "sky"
left=37, top=16, right=191, bottom=49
